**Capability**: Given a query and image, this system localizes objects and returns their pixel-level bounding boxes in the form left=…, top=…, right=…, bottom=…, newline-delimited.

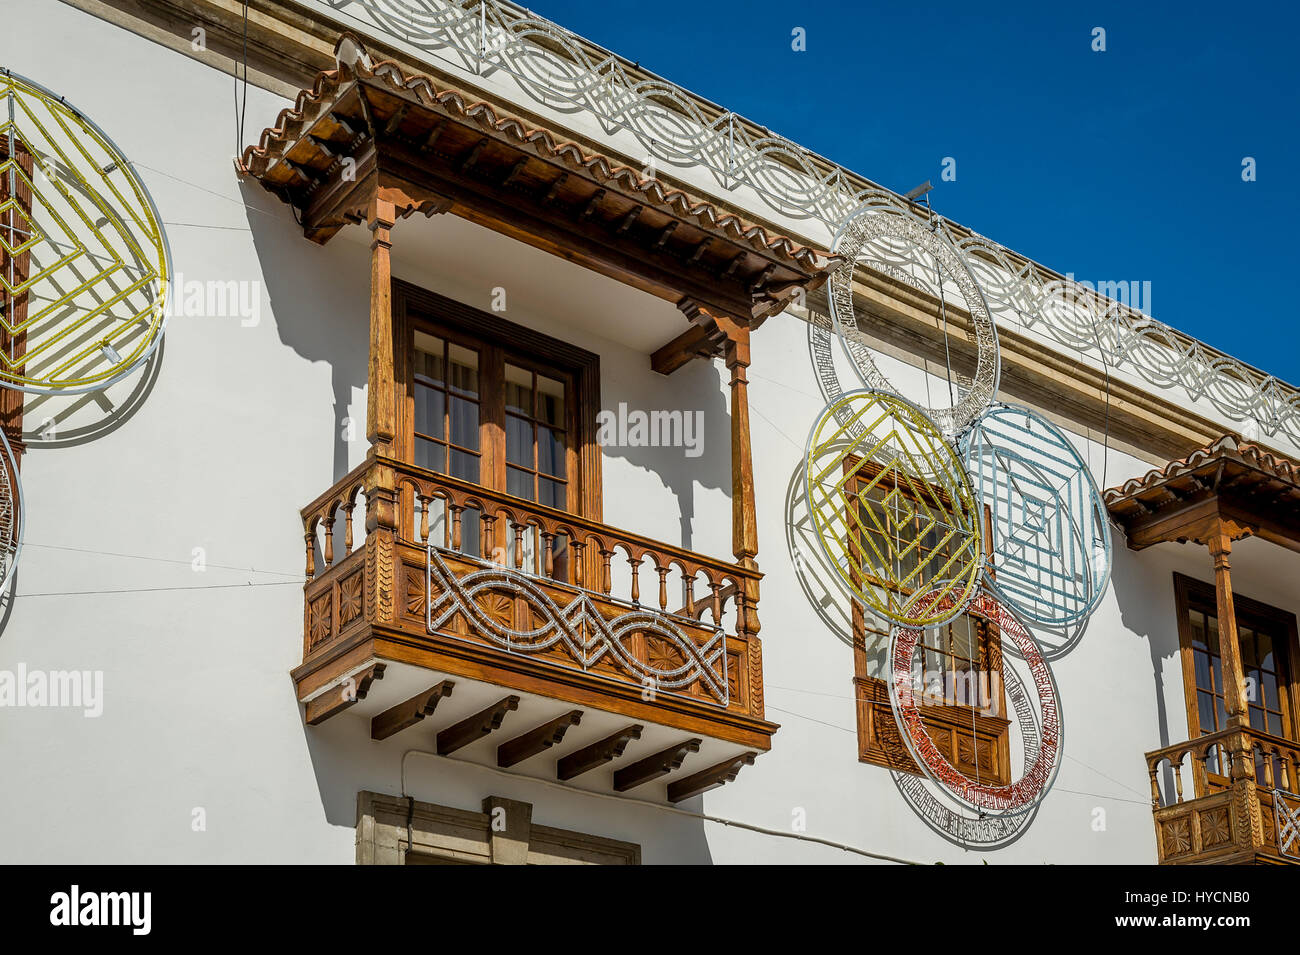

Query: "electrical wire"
left=398, top=748, right=923, bottom=865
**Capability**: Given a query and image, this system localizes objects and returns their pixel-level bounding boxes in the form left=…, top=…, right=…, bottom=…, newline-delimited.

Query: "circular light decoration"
left=0, top=426, right=22, bottom=592
left=890, top=588, right=1062, bottom=816
left=828, top=204, right=1000, bottom=434
left=890, top=641, right=1042, bottom=849
left=0, top=70, right=170, bottom=393
left=961, top=404, right=1111, bottom=628
left=804, top=390, right=983, bottom=627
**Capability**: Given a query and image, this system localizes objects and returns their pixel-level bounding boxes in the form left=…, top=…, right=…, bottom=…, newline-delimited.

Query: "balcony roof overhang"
left=240, top=34, right=837, bottom=341
left=1104, top=434, right=1300, bottom=552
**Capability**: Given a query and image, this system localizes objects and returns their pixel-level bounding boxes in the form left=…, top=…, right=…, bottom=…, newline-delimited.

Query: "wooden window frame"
left=393, top=280, right=603, bottom=521
left=846, top=458, right=1011, bottom=784
left=1172, top=572, right=1300, bottom=743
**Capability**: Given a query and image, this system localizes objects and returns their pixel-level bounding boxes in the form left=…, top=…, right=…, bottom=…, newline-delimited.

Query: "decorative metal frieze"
left=961, top=404, right=1111, bottom=627
left=0, top=427, right=21, bottom=592
left=828, top=205, right=999, bottom=435
left=0, top=70, right=169, bottom=393
left=804, top=390, right=983, bottom=627
left=1275, top=789, right=1300, bottom=861
left=426, top=545, right=728, bottom=706
left=890, top=588, right=1062, bottom=816
left=318, top=0, right=1300, bottom=452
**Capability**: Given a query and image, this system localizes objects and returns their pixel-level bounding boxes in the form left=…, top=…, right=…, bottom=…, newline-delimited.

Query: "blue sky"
left=531, top=0, right=1298, bottom=384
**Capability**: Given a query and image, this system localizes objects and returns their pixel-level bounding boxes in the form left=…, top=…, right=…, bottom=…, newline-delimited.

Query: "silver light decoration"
left=0, top=427, right=21, bottom=593
left=961, top=404, right=1112, bottom=628
left=828, top=204, right=1000, bottom=435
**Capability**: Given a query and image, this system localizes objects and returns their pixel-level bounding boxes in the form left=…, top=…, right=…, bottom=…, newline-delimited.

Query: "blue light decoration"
left=960, top=404, right=1111, bottom=629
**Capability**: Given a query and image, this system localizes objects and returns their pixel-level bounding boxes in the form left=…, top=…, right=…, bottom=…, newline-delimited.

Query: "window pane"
left=1206, top=613, right=1221, bottom=656
left=450, top=449, right=479, bottom=483
left=415, top=438, right=446, bottom=474
left=448, top=344, right=479, bottom=397
left=507, top=465, right=533, bottom=501
left=506, top=414, right=533, bottom=467
left=539, top=477, right=565, bottom=510
left=1269, top=711, right=1285, bottom=737
left=1197, top=691, right=1216, bottom=733
left=505, top=363, right=531, bottom=415
left=414, top=384, right=445, bottom=440
left=449, top=396, right=479, bottom=450
left=1215, top=695, right=1227, bottom=734
left=1261, top=671, right=1279, bottom=710
left=1190, top=611, right=1206, bottom=651
left=414, top=333, right=445, bottom=385
left=1193, top=649, right=1211, bottom=693
left=1257, top=632, right=1275, bottom=672
left=538, top=425, right=565, bottom=478
left=537, top=374, right=565, bottom=428
left=1240, top=628, right=1258, bottom=668
left=1249, top=707, right=1266, bottom=731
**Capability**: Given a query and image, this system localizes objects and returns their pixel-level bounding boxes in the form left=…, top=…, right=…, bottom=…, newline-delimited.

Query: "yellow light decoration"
left=803, top=390, right=983, bottom=627
left=0, top=70, right=169, bottom=393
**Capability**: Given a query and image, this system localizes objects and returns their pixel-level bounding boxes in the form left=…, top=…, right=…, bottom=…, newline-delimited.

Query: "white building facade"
left=2, top=0, right=1298, bottom=865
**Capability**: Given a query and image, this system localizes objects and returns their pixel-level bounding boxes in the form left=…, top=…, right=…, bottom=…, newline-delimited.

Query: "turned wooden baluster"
left=571, top=540, right=585, bottom=588
left=710, top=581, right=722, bottom=627
left=512, top=523, right=525, bottom=571
left=1173, top=753, right=1186, bottom=804
left=1261, top=746, right=1276, bottom=789
left=304, top=530, right=316, bottom=579
left=418, top=493, right=430, bottom=544
left=451, top=504, right=462, bottom=552
left=656, top=562, right=668, bottom=612
left=542, top=532, right=555, bottom=579
left=735, top=586, right=748, bottom=636
left=1193, top=746, right=1210, bottom=797
left=628, top=555, right=641, bottom=604
left=343, top=502, right=355, bottom=553
left=1149, top=763, right=1162, bottom=808
left=1282, top=752, right=1296, bottom=793
left=684, top=573, right=695, bottom=618
left=323, top=515, right=335, bottom=566
left=482, top=513, right=497, bottom=562
left=600, top=548, right=613, bottom=595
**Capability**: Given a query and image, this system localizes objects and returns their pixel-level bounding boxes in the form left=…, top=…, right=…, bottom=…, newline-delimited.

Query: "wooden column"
left=366, top=197, right=398, bottom=459
left=1204, top=522, right=1258, bottom=803
left=723, top=327, right=759, bottom=571
left=676, top=299, right=761, bottom=637
left=1207, top=529, right=1248, bottom=731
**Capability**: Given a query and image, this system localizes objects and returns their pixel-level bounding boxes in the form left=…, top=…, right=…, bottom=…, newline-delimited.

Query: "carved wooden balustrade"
left=294, top=456, right=775, bottom=752
left=1145, top=726, right=1300, bottom=864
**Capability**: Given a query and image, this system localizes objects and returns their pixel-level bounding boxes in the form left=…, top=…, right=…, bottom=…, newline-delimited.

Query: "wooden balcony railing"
left=1145, top=726, right=1300, bottom=863
left=293, top=456, right=774, bottom=750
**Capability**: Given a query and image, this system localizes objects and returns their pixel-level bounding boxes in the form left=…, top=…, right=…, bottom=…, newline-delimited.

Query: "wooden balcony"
left=292, top=456, right=776, bottom=801
left=1145, top=726, right=1300, bottom=864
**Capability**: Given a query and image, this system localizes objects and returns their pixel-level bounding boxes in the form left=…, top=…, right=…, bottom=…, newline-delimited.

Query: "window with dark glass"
left=847, top=460, right=1009, bottom=784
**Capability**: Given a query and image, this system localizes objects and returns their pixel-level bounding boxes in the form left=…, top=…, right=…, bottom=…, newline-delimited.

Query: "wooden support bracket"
left=370, top=680, right=455, bottom=741
left=497, top=710, right=583, bottom=768
left=613, top=738, right=701, bottom=792
left=436, top=695, right=520, bottom=755
left=557, top=725, right=643, bottom=781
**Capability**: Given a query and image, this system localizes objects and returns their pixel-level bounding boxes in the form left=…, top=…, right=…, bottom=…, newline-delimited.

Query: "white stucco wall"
left=1, top=0, right=1296, bottom=864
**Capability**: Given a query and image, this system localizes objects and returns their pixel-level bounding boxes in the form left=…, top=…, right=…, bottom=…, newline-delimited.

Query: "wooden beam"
left=497, top=710, right=583, bottom=768
left=651, top=324, right=719, bottom=376
left=557, top=725, right=642, bottom=781
left=667, top=752, right=758, bottom=802
left=613, top=738, right=701, bottom=792
left=304, top=663, right=385, bottom=726
left=436, top=695, right=520, bottom=755
left=366, top=196, right=398, bottom=457
left=370, top=680, right=455, bottom=741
